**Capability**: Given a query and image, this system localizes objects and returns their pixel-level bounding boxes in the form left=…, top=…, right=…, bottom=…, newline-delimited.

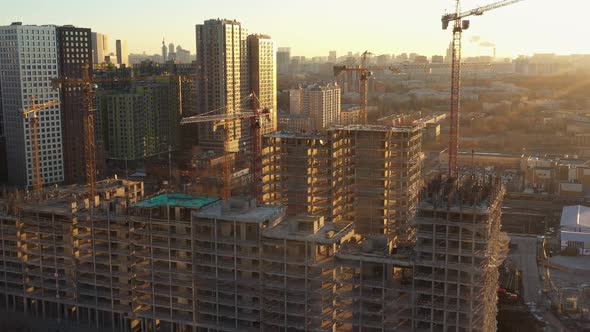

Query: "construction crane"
left=53, top=62, right=99, bottom=201
left=333, top=51, right=374, bottom=124
left=22, top=96, right=60, bottom=199
left=442, top=0, right=524, bottom=179
left=180, top=93, right=270, bottom=201
left=334, top=60, right=490, bottom=125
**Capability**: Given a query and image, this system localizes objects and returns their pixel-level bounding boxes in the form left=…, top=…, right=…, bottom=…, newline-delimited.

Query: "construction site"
left=0, top=1, right=521, bottom=331
left=0, top=174, right=509, bottom=332
left=262, top=124, right=423, bottom=244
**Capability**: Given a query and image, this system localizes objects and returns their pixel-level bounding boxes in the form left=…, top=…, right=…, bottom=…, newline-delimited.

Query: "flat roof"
left=331, top=124, right=420, bottom=133
left=133, top=193, right=219, bottom=209
left=194, top=201, right=284, bottom=223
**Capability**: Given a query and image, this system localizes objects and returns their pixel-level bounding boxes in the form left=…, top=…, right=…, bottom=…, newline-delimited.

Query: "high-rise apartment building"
left=195, top=19, right=249, bottom=152
left=277, top=47, right=291, bottom=74
left=115, top=39, right=128, bottom=67
left=328, top=50, right=337, bottom=62
left=282, top=83, right=341, bottom=132
left=96, top=81, right=180, bottom=161
left=161, top=38, right=167, bottom=62
left=175, top=45, right=191, bottom=63
left=0, top=23, right=63, bottom=186
left=248, top=34, right=277, bottom=135
left=305, top=83, right=341, bottom=131
left=56, top=25, right=94, bottom=185
left=90, top=32, right=108, bottom=65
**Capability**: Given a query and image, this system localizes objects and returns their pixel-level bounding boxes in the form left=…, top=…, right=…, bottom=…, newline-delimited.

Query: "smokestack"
left=493, top=47, right=496, bottom=59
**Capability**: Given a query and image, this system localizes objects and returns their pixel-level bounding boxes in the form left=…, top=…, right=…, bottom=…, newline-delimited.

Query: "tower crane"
left=333, top=51, right=374, bottom=124
left=22, top=97, right=60, bottom=199
left=443, top=0, right=524, bottom=179
left=180, top=93, right=271, bottom=202
left=334, top=60, right=490, bottom=125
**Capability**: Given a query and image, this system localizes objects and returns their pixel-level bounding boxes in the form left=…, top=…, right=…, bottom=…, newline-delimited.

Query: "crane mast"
left=443, top=0, right=525, bottom=179
left=22, top=97, right=60, bottom=199
left=180, top=94, right=270, bottom=202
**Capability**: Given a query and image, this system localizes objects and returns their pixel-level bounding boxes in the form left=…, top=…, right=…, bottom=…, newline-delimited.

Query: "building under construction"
left=412, top=176, right=509, bottom=332
left=262, top=124, right=422, bottom=244
left=0, top=174, right=508, bottom=331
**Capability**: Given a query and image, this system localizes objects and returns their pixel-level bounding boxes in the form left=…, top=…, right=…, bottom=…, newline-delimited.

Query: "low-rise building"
left=560, top=205, right=590, bottom=255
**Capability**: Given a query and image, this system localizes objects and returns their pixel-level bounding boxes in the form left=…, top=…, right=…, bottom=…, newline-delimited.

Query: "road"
left=509, top=235, right=569, bottom=332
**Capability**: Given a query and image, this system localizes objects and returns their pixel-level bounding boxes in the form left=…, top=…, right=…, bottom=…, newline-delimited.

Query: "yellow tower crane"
left=22, top=96, right=60, bottom=199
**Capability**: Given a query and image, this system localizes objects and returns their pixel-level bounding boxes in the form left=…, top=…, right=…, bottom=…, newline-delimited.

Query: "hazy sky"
left=1, top=0, right=586, bottom=58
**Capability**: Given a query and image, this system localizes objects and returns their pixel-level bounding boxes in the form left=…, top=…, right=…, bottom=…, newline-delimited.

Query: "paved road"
left=509, top=235, right=569, bottom=332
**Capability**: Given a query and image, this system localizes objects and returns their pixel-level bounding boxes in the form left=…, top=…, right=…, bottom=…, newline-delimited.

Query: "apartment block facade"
left=56, top=25, right=94, bottom=184
left=96, top=80, right=180, bottom=161
left=248, top=34, right=277, bottom=136
left=195, top=19, right=277, bottom=153
left=0, top=23, right=63, bottom=186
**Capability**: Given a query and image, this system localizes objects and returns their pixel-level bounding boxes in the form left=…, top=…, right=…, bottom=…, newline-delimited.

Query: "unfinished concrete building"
left=412, top=177, right=509, bottom=332
left=331, top=125, right=422, bottom=243
left=261, top=215, right=354, bottom=331
left=129, top=193, right=220, bottom=331
left=334, top=236, right=414, bottom=332
left=262, top=132, right=341, bottom=221
left=262, top=125, right=422, bottom=244
left=192, top=199, right=284, bottom=331
left=0, top=179, right=143, bottom=330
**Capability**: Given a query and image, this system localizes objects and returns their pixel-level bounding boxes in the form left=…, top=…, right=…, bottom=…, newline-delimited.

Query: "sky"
left=1, top=0, right=587, bottom=58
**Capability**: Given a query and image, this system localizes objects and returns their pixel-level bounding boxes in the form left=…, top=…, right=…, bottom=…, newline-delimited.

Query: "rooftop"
left=133, top=193, right=219, bottom=209
left=331, top=124, right=421, bottom=133
left=561, top=205, right=590, bottom=229
left=263, top=215, right=354, bottom=243
left=266, top=130, right=327, bottom=139
left=194, top=198, right=284, bottom=223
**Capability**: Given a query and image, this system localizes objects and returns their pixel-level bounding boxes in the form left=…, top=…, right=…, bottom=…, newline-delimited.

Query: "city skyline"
left=1, top=0, right=586, bottom=58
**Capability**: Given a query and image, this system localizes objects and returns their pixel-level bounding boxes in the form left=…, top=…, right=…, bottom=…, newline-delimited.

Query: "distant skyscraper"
left=432, top=55, right=444, bottom=63
left=91, top=32, right=108, bottom=66
left=161, top=38, right=167, bottom=62
left=168, top=42, right=176, bottom=61
left=445, top=42, right=453, bottom=63
left=276, top=47, right=291, bottom=74
left=195, top=19, right=249, bottom=152
left=175, top=45, right=191, bottom=63
left=248, top=34, right=277, bottom=135
left=0, top=23, right=63, bottom=186
left=115, top=39, right=128, bottom=67
left=329, top=50, right=337, bottom=63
